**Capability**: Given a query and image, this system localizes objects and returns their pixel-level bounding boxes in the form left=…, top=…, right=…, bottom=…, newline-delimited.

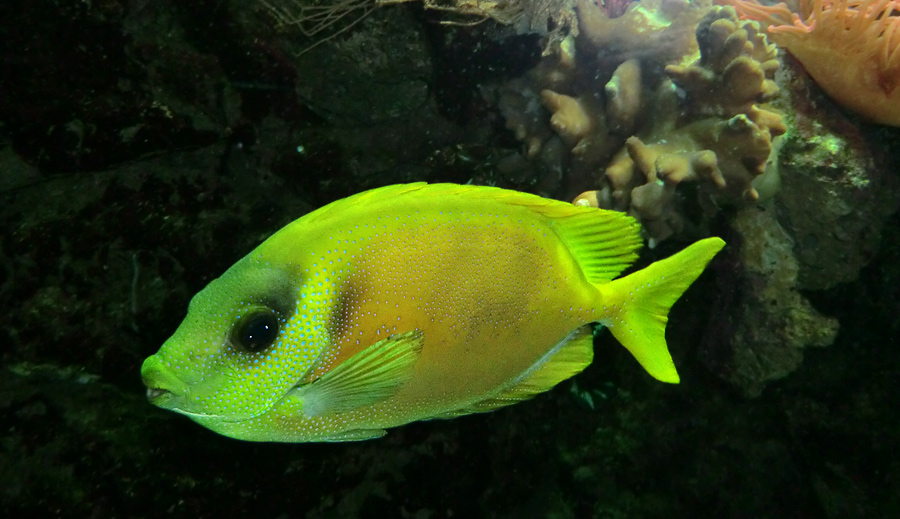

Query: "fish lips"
left=140, top=355, right=189, bottom=409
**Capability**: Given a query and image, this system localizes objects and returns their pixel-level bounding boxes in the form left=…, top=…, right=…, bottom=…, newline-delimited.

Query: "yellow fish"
left=141, top=183, right=724, bottom=442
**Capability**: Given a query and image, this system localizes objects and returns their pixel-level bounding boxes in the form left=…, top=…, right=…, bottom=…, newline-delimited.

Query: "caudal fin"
left=601, top=237, right=725, bottom=383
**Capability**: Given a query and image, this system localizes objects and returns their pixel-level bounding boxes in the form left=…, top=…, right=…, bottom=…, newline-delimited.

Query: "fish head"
left=141, top=255, right=322, bottom=426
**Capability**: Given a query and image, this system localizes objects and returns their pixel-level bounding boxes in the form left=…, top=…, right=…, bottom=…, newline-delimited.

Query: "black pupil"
left=239, top=313, right=278, bottom=352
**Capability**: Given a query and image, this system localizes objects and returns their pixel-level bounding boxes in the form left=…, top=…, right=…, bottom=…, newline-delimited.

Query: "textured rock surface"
left=702, top=205, right=838, bottom=397
left=777, top=122, right=900, bottom=290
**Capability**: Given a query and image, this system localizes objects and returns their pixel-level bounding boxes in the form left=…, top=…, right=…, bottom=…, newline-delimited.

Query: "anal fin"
left=318, top=429, right=387, bottom=442
left=437, top=326, right=594, bottom=418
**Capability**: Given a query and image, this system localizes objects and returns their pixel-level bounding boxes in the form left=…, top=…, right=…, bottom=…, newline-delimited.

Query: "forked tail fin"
left=601, top=237, right=726, bottom=383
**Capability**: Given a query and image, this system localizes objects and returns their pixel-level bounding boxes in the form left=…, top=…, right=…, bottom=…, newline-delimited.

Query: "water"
left=1, top=0, right=897, bottom=516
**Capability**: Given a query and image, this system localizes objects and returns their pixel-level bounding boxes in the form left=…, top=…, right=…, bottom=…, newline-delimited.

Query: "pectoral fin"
left=291, top=330, right=425, bottom=417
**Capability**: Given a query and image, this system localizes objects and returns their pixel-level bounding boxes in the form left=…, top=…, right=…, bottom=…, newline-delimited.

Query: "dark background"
left=1, top=1, right=898, bottom=517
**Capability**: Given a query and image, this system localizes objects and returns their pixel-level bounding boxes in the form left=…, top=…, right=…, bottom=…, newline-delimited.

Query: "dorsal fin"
left=289, top=182, right=643, bottom=283
left=301, top=183, right=429, bottom=225
left=404, top=183, right=644, bottom=283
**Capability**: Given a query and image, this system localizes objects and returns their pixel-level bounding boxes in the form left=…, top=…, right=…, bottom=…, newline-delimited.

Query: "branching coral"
left=500, top=0, right=711, bottom=193
left=576, top=0, right=708, bottom=67
left=720, top=0, right=900, bottom=126
left=663, top=10, right=785, bottom=197
left=499, top=2, right=786, bottom=245
left=604, top=6, right=786, bottom=215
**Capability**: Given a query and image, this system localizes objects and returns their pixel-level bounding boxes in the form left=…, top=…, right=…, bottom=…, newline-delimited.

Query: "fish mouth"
left=139, top=354, right=283, bottom=422
left=140, top=355, right=188, bottom=409
left=146, top=386, right=173, bottom=403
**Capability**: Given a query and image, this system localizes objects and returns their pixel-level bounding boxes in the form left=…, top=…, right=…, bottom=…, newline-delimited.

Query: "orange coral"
left=720, top=0, right=900, bottom=125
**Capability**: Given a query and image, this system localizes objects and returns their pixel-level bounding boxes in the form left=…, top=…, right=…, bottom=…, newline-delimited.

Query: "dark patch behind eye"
left=244, top=265, right=300, bottom=321
left=329, top=277, right=363, bottom=343
left=223, top=265, right=300, bottom=354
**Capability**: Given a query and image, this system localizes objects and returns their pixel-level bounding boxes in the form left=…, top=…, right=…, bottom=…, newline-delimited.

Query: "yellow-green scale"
left=255, top=197, right=600, bottom=439
left=143, top=183, right=726, bottom=442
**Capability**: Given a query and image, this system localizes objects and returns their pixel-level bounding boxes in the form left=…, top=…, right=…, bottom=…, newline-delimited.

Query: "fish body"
left=141, top=183, right=724, bottom=442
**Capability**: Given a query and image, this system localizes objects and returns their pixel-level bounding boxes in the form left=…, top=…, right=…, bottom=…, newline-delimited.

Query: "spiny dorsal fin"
left=302, top=183, right=429, bottom=225
left=294, top=183, right=643, bottom=283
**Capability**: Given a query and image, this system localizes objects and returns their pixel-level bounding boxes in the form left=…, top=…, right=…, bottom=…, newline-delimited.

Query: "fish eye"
left=234, top=311, right=279, bottom=352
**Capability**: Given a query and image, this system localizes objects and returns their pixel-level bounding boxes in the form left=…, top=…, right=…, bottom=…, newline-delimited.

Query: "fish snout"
left=145, top=386, right=170, bottom=401
left=140, top=355, right=189, bottom=408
